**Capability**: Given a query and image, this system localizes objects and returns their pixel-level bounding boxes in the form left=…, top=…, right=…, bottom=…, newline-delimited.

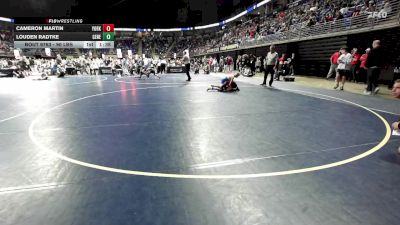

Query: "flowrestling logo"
left=369, top=11, right=388, bottom=19
left=46, top=19, right=84, bottom=24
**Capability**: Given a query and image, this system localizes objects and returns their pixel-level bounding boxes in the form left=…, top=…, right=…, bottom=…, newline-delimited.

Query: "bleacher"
left=193, top=0, right=400, bottom=56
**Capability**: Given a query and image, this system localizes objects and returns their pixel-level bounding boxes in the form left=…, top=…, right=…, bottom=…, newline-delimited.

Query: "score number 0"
left=102, top=24, right=115, bottom=41
left=102, top=24, right=114, bottom=32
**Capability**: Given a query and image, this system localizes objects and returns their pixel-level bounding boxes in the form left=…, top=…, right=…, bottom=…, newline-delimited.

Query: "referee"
left=183, top=50, right=191, bottom=81
left=261, top=45, right=278, bottom=86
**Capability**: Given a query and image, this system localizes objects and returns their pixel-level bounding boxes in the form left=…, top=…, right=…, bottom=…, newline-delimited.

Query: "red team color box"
left=102, top=24, right=114, bottom=32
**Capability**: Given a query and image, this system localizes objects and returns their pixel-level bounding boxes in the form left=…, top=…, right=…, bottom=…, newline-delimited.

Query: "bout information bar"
left=13, top=18, right=115, bottom=49
left=14, top=41, right=114, bottom=49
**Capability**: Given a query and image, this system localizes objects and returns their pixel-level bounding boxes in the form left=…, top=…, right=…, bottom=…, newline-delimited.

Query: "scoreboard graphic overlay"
left=13, top=18, right=114, bottom=49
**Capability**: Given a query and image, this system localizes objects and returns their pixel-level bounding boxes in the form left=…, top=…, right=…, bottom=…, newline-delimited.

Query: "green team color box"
left=102, top=32, right=115, bottom=41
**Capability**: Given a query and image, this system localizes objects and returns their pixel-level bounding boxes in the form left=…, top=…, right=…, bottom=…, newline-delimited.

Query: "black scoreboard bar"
left=14, top=24, right=105, bottom=32
left=13, top=18, right=115, bottom=49
left=14, top=32, right=104, bottom=41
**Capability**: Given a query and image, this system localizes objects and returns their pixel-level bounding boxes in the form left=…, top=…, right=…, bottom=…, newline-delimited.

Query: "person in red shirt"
left=357, top=48, right=370, bottom=83
left=326, top=50, right=340, bottom=79
left=325, top=13, right=333, bottom=22
left=226, top=56, right=233, bottom=72
left=276, top=53, right=287, bottom=81
left=350, top=48, right=361, bottom=82
left=279, top=54, right=287, bottom=64
left=279, top=11, right=285, bottom=19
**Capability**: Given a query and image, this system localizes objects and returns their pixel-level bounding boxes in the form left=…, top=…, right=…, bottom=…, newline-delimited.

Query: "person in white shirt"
left=334, top=47, right=353, bottom=91
left=182, top=50, right=191, bottom=81
left=143, top=57, right=149, bottom=68
left=212, top=58, right=218, bottom=73
left=340, top=5, right=349, bottom=17
left=380, top=0, right=391, bottom=14
left=261, top=45, right=278, bottom=86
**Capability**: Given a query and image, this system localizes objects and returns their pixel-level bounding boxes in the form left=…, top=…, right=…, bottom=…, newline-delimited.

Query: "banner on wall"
left=220, top=44, right=238, bottom=51
left=206, top=48, right=220, bottom=53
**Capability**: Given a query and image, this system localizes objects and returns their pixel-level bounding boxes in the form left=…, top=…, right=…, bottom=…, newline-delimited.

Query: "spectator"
left=380, top=0, right=392, bottom=14
left=250, top=54, right=256, bottom=76
left=357, top=48, right=370, bottom=83
left=334, top=47, right=352, bottom=91
left=212, top=57, right=218, bottom=73
left=227, top=56, right=234, bottom=72
left=368, top=0, right=376, bottom=12
left=335, top=10, right=344, bottom=20
left=350, top=48, right=361, bottom=82
left=288, top=53, right=296, bottom=76
left=277, top=53, right=288, bottom=80
left=256, top=57, right=262, bottom=72
left=389, top=63, right=400, bottom=89
left=365, top=40, right=385, bottom=95
left=219, top=56, right=225, bottom=72
left=340, top=4, right=349, bottom=17
left=236, top=55, right=242, bottom=71
left=327, top=50, right=341, bottom=79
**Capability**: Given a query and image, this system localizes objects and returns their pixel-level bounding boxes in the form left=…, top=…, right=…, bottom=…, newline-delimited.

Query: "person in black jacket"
left=364, top=40, right=385, bottom=95
left=250, top=54, right=256, bottom=76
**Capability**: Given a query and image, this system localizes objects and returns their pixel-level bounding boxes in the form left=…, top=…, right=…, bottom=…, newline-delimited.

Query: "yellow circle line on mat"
left=28, top=85, right=391, bottom=179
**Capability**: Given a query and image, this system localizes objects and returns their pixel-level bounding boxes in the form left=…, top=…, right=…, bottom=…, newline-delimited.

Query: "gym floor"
left=0, top=74, right=399, bottom=225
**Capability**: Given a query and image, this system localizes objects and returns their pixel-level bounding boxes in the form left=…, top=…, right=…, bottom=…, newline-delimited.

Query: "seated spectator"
left=380, top=0, right=392, bottom=13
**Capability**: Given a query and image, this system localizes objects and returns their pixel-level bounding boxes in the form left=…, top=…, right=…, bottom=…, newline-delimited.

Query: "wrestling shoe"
left=373, top=87, right=380, bottom=95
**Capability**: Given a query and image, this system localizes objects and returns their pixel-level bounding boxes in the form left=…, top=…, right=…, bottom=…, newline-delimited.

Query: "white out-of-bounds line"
left=188, top=140, right=396, bottom=170
left=65, top=76, right=108, bottom=86
left=259, top=85, right=400, bottom=116
left=32, top=115, right=236, bottom=133
left=0, top=183, right=66, bottom=195
left=190, top=115, right=235, bottom=121
left=369, top=108, right=399, bottom=116
left=0, top=111, right=30, bottom=123
left=287, top=90, right=399, bottom=116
